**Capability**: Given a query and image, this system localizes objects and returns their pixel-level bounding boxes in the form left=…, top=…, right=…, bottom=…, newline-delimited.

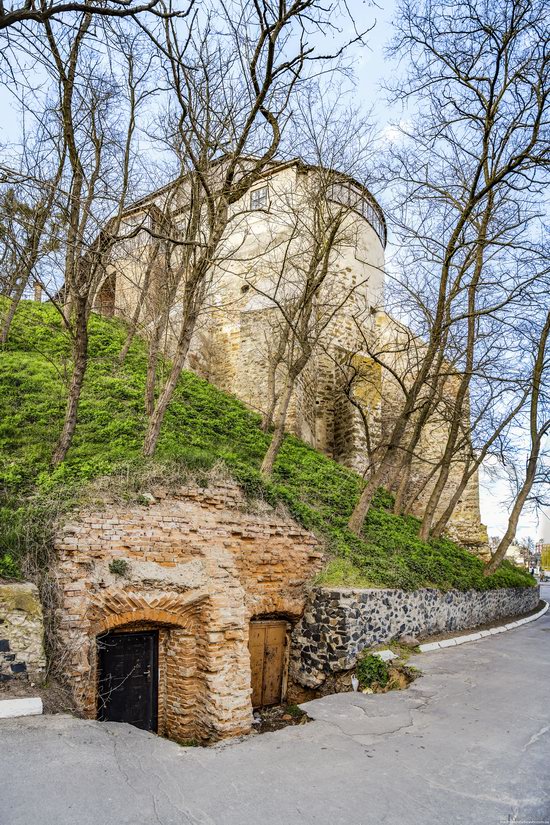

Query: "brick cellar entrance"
left=90, top=613, right=212, bottom=741
left=249, top=619, right=290, bottom=708
left=97, top=630, right=159, bottom=732
left=54, top=484, right=323, bottom=742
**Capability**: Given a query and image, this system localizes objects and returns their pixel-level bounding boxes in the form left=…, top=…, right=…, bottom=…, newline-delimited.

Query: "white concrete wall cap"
left=418, top=600, right=548, bottom=653
left=0, top=697, right=43, bottom=719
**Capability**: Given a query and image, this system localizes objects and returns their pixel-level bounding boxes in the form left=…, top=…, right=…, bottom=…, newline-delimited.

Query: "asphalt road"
left=1, top=585, right=549, bottom=825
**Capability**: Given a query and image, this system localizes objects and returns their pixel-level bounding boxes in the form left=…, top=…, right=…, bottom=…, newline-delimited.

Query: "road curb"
left=417, top=600, right=549, bottom=653
left=0, top=697, right=43, bottom=719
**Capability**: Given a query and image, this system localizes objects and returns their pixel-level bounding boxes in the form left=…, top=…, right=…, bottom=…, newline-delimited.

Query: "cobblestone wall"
left=292, top=585, right=540, bottom=688
left=0, top=582, right=46, bottom=684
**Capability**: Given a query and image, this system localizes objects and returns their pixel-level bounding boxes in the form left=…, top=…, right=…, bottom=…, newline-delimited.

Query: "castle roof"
left=124, top=156, right=387, bottom=247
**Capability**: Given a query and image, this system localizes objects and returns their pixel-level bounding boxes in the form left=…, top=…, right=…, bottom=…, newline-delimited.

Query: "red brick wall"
left=54, top=483, right=323, bottom=742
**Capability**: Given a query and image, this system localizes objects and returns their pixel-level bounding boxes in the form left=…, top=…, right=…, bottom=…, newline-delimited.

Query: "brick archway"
left=89, top=591, right=208, bottom=636
left=90, top=598, right=208, bottom=740
left=93, top=606, right=198, bottom=635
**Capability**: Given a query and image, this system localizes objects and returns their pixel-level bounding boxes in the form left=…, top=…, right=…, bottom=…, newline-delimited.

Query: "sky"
left=0, top=0, right=546, bottom=545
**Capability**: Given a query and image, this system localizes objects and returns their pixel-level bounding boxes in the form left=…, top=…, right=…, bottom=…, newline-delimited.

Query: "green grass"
left=0, top=299, right=534, bottom=591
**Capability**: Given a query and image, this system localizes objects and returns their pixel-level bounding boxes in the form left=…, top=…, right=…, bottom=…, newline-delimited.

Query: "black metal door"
left=97, top=631, right=158, bottom=732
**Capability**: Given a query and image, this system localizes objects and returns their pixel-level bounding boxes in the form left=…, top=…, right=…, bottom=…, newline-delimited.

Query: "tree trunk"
left=347, top=400, right=420, bottom=535
left=432, top=395, right=530, bottom=539
left=119, top=248, right=156, bottom=365
left=260, top=380, right=293, bottom=477
left=484, top=310, right=550, bottom=574
left=347, top=180, right=479, bottom=537
left=347, top=345, right=448, bottom=535
left=348, top=469, right=383, bottom=535
left=430, top=467, right=473, bottom=538
left=261, top=384, right=280, bottom=433
left=142, top=320, right=195, bottom=456
left=347, top=453, right=398, bottom=535
left=483, top=458, right=537, bottom=575
left=0, top=276, right=27, bottom=344
left=145, top=313, right=166, bottom=416
left=119, top=288, right=148, bottom=366
left=418, top=462, right=453, bottom=540
left=1, top=217, right=48, bottom=344
left=418, top=451, right=459, bottom=540
left=401, top=459, right=440, bottom=516
left=419, top=196, right=492, bottom=541
left=262, top=340, right=281, bottom=432
left=261, top=397, right=278, bottom=433
left=393, top=459, right=412, bottom=515
left=51, top=296, right=89, bottom=466
left=420, top=324, right=478, bottom=539
left=261, top=328, right=290, bottom=432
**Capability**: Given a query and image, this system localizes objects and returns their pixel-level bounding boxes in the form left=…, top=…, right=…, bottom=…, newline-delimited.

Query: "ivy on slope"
left=0, top=300, right=534, bottom=591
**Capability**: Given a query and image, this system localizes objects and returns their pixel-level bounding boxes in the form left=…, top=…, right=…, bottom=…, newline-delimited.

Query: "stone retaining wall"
left=0, top=582, right=46, bottom=684
left=292, top=585, right=540, bottom=688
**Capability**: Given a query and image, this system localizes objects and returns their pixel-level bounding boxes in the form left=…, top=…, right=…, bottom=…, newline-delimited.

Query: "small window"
left=250, top=186, right=268, bottom=210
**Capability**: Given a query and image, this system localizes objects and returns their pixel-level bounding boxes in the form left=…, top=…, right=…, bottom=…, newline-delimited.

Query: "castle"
left=96, top=158, right=487, bottom=550
left=0, top=159, right=494, bottom=745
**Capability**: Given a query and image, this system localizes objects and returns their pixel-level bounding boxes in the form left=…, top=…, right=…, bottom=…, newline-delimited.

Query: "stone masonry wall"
left=292, top=585, right=540, bottom=688
left=54, top=483, right=323, bottom=742
left=0, top=582, right=46, bottom=685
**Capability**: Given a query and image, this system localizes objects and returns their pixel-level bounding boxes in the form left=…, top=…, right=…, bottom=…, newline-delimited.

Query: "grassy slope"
left=0, top=300, right=534, bottom=591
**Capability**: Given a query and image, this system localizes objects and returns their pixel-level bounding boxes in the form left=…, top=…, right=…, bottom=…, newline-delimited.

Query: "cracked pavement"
left=1, top=585, right=549, bottom=825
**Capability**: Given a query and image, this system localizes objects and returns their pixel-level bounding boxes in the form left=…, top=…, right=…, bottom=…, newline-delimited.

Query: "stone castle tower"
left=96, top=159, right=487, bottom=551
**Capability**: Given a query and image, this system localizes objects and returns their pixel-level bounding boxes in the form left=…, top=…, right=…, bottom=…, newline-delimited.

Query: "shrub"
left=108, top=559, right=129, bottom=577
left=0, top=553, right=21, bottom=579
left=356, top=654, right=390, bottom=689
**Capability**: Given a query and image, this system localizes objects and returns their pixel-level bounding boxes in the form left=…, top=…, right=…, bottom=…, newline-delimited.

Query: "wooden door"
left=249, top=620, right=289, bottom=707
left=97, top=630, right=158, bottom=732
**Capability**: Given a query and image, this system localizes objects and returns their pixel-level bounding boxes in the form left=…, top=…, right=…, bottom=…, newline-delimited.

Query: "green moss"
left=0, top=299, right=535, bottom=592
left=285, top=704, right=304, bottom=718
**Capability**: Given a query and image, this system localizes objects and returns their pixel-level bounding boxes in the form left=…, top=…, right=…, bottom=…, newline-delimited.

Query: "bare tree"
left=347, top=0, right=550, bottom=536
left=29, top=17, right=152, bottom=464
left=484, top=309, right=550, bottom=573
left=134, top=0, right=366, bottom=456
left=0, top=123, right=66, bottom=342
left=429, top=385, right=529, bottom=539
